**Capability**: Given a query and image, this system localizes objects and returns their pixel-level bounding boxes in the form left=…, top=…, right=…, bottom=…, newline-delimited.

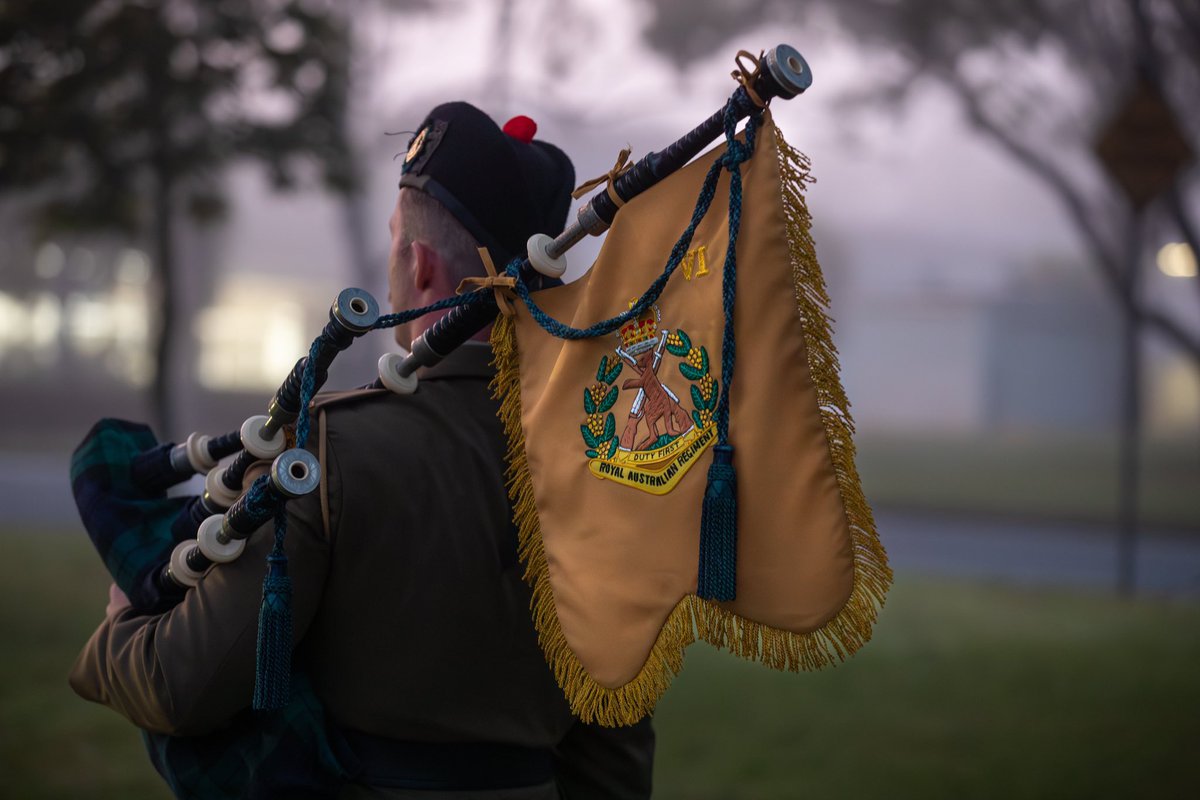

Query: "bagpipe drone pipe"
left=71, top=43, right=887, bottom=796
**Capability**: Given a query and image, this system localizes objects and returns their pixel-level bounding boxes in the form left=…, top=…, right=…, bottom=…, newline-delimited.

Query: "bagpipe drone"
left=71, top=44, right=891, bottom=795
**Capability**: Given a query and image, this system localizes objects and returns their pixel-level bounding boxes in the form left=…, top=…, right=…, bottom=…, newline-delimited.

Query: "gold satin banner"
left=491, top=112, right=891, bottom=726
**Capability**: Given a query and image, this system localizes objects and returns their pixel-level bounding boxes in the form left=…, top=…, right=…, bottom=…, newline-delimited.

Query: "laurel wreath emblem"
left=581, top=355, right=622, bottom=459
left=665, top=329, right=718, bottom=430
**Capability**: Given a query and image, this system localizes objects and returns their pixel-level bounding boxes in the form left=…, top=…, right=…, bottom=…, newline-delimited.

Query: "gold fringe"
left=763, top=122, right=894, bottom=659
left=489, top=121, right=892, bottom=726
left=491, top=317, right=697, bottom=726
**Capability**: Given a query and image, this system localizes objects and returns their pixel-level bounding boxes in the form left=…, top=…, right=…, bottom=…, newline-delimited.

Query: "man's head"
left=386, top=187, right=479, bottom=345
left=386, top=102, right=575, bottom=346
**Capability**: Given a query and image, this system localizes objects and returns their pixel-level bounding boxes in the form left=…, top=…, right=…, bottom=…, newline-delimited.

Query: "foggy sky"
left=218, top=0, right=1196, bottom=341
left=225, top=2, right=1076, bottom=286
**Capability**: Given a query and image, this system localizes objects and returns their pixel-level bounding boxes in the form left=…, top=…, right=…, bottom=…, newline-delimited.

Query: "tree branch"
left=1144, top=305, right=1200, bottom=362
left=1169, top=0, right=1200, bottom=59
left=939, top=66, right=1200, bottom=363
left=939, top=67, right=1124, bottom=288
left=1167, top=182, right=1200, bottom=308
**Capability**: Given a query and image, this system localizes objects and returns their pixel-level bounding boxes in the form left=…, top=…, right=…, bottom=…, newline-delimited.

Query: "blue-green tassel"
left=697, top=444, right=737, bottom=601
left=253, top=550, right=292, bottom=711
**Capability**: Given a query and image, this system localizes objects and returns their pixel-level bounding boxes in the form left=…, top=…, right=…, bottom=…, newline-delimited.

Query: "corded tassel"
left=697, top=444, right=737, bottom=601
left=253, top=550, right=292, bottom=711
left=695, top=108, right=752, bottom=603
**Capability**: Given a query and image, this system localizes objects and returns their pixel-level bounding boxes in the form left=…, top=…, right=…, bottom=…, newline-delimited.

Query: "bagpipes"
left=72, top=43, right=891, bottom=795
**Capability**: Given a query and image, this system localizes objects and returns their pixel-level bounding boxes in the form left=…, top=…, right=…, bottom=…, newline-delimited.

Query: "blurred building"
left=836, top=255, right=1198, bottom=437
left=0, top=172, right=368, bottom=446
left=981, top=265, right=1122, bottom=433
left=839, top=286, right=989, bottom=434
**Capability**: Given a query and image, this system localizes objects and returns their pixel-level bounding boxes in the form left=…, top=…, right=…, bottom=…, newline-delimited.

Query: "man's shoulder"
left=310, top=378, right=502, bottom=489
left=310, top=386, right=390, bottom=415
left=310, top=387, right=424, bottom=437
left=309, top=388, right=414, bottom=449
left=311, top=379, right=497, bottom=440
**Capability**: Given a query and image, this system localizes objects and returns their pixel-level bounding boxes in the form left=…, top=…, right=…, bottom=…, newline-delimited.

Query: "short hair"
left=397, top=187, right=483, bottom=286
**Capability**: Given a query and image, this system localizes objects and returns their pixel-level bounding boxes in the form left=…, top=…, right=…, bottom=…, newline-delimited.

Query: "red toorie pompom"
left=502, top=115, right=537, bottom=143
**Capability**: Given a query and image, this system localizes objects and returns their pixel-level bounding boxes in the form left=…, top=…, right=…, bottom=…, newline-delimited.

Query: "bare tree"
left=642, top=0, right=1200, bottom=592
left=642, top=0, right=1200, bottom=361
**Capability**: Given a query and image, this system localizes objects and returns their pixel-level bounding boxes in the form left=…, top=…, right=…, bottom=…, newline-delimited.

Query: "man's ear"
left=410, top=240, right=439, bottom=292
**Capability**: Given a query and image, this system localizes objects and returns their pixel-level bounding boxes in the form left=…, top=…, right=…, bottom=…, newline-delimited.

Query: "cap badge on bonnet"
left=401, top=119, right=447, bottom=175
left=397, top=103, right=574, bottom=263
left=406, top=115, right=536, bottom=172
left=404, top=127, right=428, bottom=163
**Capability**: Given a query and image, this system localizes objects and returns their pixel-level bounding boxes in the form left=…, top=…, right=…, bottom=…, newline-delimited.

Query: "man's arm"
left=68, top=485, right=329, bottom=735
left=554, top=716, right=656, bottom=800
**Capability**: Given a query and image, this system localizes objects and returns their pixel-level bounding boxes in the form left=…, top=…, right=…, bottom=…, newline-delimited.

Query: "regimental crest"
left=580, top=303, right=717, bottom=494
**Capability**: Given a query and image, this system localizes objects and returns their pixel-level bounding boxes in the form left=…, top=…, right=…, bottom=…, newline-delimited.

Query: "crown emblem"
left=618, top=305, right=659, bottom=355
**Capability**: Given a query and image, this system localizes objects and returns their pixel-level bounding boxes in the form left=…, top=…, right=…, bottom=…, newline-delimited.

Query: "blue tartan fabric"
left=70, top=419, right=190, bottom=611
left=143, top=671, right=352, bottom=800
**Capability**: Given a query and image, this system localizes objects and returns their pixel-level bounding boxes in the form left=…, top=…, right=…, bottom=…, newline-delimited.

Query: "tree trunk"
left=337, top=174, right=378, bottom=295
left=151, top=168, right=176, bottom=439
left=1116, top=218, right=1143, bottom=596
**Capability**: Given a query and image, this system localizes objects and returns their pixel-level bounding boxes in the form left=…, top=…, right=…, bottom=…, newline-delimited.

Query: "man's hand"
left=106, top=583, right=131, bottom=617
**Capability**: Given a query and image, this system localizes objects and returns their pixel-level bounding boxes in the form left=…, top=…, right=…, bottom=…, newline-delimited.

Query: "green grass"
left=2, top=531, right=1198, bottom=799
left=856, top=433, right=1200, bottom=530
left=655, top=583, right=1200, bottom=799
left=0, top=531, right=173, bottom=799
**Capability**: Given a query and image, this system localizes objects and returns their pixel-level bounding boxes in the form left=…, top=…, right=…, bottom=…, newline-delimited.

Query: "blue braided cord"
left=269, top=505, right=287, bottom=557
left=252, top=291, right=486, bottom=712
left=294, top=338, right=323, bottom=449
left=372, top=291, right=484, bottom=330
left=714, top=98, right=759, bottom=442
left=503, top=88, right=760, bottom=355
left=290, top=291, right=485, bottom=452
left=281, top=290, right=485, bottom=555
left=240, top=473, right=275, bottom=520
left=266, top=290, right=486, bottom=682
left=288, top=89, right=760, bottom=453
left=506, top=157, right=725, bottom=340
left=252, top=505, right=293, bottom=710
left=694, top=93, right=759, bottom=602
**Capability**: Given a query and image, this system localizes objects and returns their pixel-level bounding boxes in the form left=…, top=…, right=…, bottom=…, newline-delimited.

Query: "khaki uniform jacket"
left=70, top=344, right=654, bottom=799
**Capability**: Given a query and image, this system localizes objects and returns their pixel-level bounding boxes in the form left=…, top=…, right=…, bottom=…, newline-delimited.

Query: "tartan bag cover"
left=70, top=418, right=190, bottom=610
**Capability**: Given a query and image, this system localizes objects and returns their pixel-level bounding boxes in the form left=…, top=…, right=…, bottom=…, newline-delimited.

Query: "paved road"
left=3, top=453, right=1198, bottom=596
left=876, top=509, right=1200, bottom=597
left=1, top=451, right=77, bottom=526
left=0, top=451, right=204, bottom=526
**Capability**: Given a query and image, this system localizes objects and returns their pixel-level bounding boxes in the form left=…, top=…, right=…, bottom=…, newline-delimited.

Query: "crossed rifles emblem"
left=616, top=324, right=692, bottom=452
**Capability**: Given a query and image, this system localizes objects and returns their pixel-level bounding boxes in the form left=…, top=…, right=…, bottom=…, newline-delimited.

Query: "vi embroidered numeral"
left=681, top=246, right=708, bottom=281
